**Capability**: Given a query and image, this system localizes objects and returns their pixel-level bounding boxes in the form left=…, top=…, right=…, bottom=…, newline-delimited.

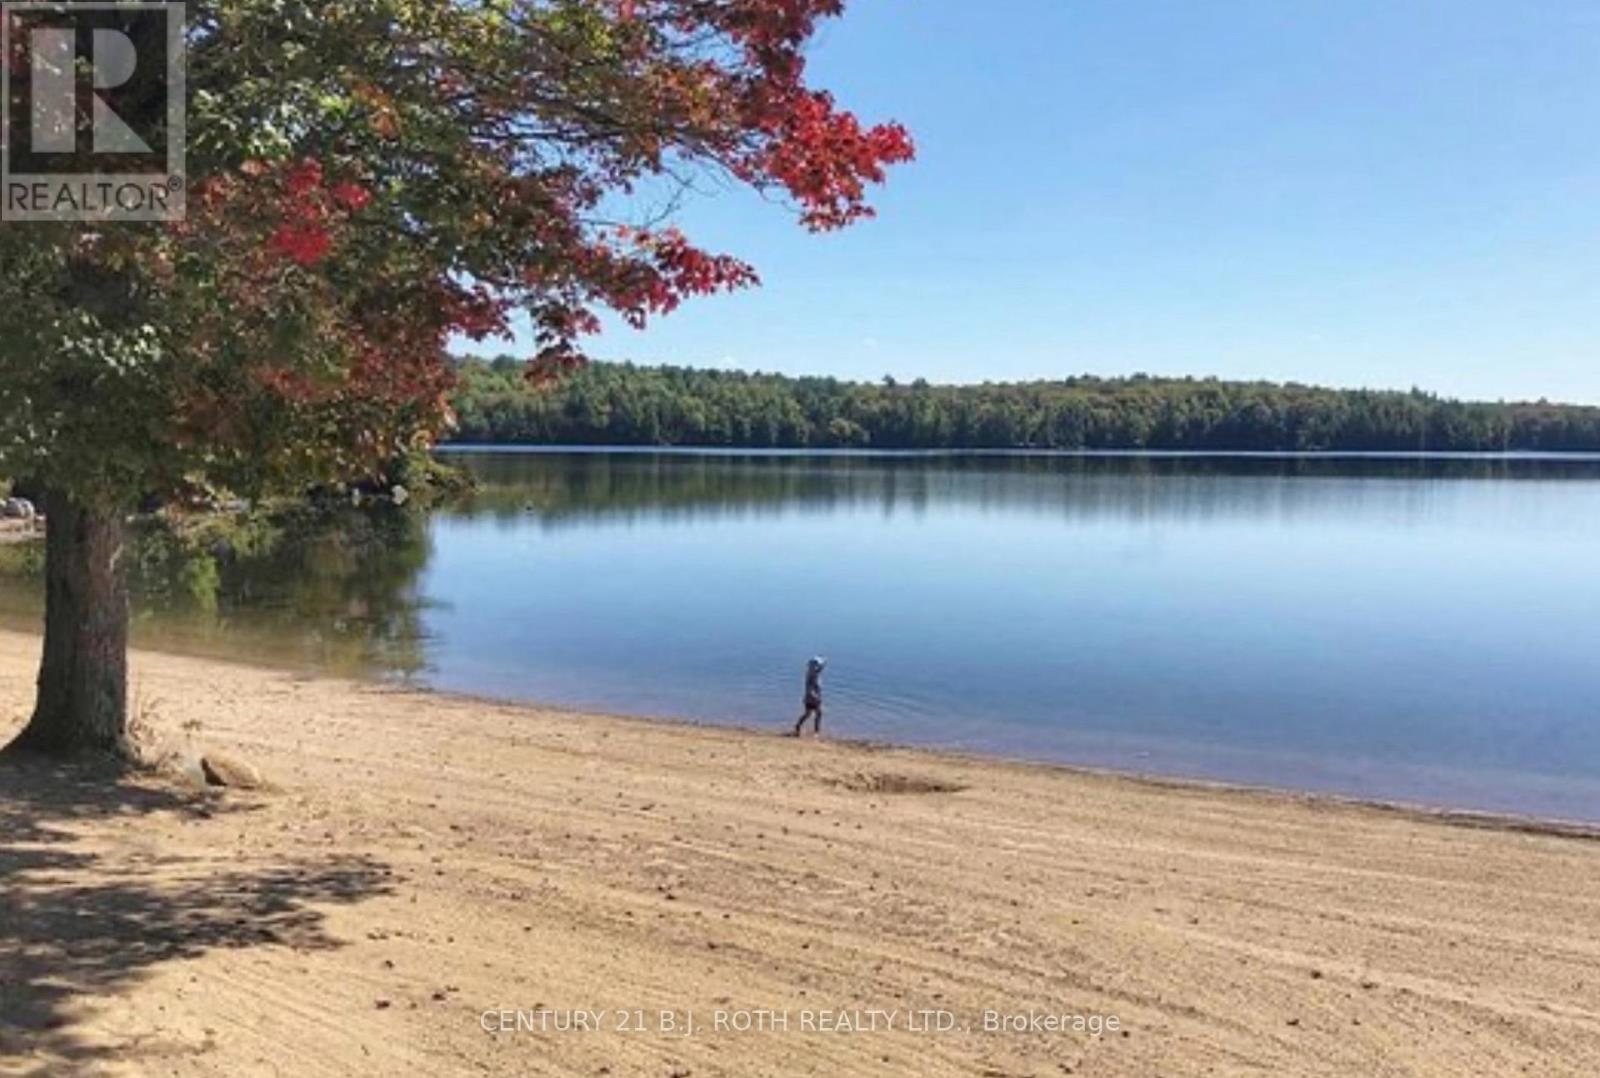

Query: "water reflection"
left=2, top=450, right=1598, bottom=821
left=456, top=450, right=1600, bottom=532
left=0, top=508, right=434, bottom=678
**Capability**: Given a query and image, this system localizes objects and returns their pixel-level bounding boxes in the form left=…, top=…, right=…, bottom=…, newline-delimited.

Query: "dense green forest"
left=450, top=358, right=1600, bottom=452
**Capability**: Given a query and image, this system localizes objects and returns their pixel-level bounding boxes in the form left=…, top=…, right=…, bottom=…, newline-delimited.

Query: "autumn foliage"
left=1, top=0, right=912, bottom=501
left=0, top=0, right=911, bottom=754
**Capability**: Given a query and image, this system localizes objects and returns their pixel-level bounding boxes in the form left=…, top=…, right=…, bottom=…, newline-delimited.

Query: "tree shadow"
left=0, top=757, right=394, bottom=1075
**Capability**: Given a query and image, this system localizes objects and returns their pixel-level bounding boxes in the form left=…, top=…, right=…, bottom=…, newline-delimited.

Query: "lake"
left=5, top=449, right=1600, bottom=823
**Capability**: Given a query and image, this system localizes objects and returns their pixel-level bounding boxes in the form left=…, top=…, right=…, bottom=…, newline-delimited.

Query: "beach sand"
left=2, top=628, right=1598, bottom=1076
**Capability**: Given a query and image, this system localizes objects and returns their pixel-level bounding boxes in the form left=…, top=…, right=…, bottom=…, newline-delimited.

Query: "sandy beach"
left=3, top=628, right=1599, bottom=1077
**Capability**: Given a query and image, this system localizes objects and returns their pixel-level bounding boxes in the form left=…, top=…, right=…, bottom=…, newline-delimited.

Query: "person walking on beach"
left=793, top=657, right=826, bottom=737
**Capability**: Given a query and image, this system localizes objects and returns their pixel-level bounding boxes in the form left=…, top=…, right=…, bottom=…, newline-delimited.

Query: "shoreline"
left=393, top=679, right=1600, bottom=842
left=10, top=619, right=1600, bottom=839
left=5, top=630, right=1600, bottom=1075
left=438, top=442, right=1600, bottom=462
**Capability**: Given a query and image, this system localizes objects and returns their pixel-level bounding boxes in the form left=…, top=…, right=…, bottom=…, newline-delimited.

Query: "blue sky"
left=469, top=0, right=1600, bottom=403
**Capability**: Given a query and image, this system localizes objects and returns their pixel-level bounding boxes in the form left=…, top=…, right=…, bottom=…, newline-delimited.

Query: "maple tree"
left=0, top=0, right=912, bottom=757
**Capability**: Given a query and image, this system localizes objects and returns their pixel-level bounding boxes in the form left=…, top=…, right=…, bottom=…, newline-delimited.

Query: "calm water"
left=5, top=449, right=1600, bottom=822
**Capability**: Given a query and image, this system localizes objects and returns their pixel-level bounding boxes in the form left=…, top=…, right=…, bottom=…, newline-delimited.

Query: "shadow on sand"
left=0, top=756, right=393, bottom=1075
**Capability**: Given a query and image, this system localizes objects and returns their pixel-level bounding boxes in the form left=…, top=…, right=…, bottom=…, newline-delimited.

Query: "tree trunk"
left=4, top=492, right=130, bottom=759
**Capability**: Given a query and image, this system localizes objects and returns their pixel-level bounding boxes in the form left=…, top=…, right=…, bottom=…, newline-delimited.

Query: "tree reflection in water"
left=0, top=506, right=433, bottom=681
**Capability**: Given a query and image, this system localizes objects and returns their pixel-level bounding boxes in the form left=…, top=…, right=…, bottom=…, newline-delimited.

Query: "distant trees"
left=450, top=360, right=1600, bottom=453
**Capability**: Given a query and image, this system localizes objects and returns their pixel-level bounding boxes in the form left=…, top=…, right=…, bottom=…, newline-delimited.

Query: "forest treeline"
left=450, top=358, right=1600, bottom=452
